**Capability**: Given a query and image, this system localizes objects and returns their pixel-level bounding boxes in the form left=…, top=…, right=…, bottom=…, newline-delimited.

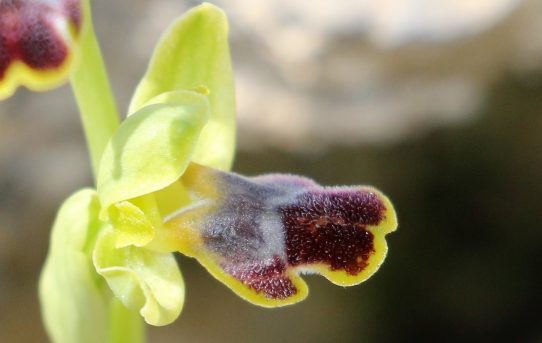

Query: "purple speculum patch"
left=185, top=165, right=391, bottom=301
left=281, top=190, right=382, bottom=275
left=0, top=0, right=81, bottom=79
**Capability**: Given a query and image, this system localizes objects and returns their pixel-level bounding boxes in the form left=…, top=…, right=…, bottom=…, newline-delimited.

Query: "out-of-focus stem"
left=70, top=0, right=120, bottom=179
left=109, top=297, right=145, bottom=343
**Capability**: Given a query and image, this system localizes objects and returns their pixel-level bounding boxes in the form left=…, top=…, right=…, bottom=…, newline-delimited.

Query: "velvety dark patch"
left=280, top=190, right=384, bottom=275
left=0, top=0, right=81, bottom=79
left=19, top=12, right=67, bottom=69
left=223, top=257, right=297, bottom=299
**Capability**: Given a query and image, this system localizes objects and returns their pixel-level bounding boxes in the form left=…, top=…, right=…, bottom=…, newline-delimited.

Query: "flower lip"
left=165, top=163, right=398, bottom=306
left=0, top=0, right=82, bottom=97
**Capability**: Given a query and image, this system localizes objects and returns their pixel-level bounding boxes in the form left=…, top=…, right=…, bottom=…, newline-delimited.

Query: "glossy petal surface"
left=0, top=0, right=82, bottom=98
left=164, top=163, right=397, bottom=307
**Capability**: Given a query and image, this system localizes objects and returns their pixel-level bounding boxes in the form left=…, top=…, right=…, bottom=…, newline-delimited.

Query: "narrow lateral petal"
left=0, top=0, right=82, bottom=99
left=164, top=163, right=397, bottom=307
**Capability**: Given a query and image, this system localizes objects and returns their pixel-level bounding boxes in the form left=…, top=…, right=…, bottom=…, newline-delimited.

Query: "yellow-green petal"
left=129, top=3, right=236, bottom=171
left=97, top=90, right=210, bottom=211
left=93, top=226, right=185, bottom=326
left=39, top=189, right=109, bottom=343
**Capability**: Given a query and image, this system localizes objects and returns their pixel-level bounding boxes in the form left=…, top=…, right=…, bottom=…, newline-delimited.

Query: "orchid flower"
left=0, top=0, right=82, bottom=99
left=0, top=1, right=397, bottom=343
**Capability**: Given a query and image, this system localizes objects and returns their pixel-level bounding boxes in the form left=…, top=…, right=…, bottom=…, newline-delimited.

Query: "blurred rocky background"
left=1, top=0, right=541, bottom=341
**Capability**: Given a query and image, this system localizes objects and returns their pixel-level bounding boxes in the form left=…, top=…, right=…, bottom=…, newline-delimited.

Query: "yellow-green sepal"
left=39, top=189, right=109, bottom=343
left=129, top=3, right=236, bottom=171
left=93, top=226, right=185, bottom=326
left=97, top=89, right=209, bottom=210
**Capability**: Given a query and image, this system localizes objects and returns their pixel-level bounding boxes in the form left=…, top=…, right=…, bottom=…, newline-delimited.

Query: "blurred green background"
left=0, top=1, right=541, bottom=342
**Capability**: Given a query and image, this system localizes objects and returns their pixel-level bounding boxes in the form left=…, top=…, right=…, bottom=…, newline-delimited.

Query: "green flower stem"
left=70, top=0, right=120, bottom=179
left=110, top=297, right=145, bottom=343
left=69, top=1, right=146, bottom=342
